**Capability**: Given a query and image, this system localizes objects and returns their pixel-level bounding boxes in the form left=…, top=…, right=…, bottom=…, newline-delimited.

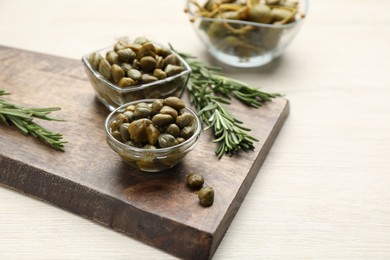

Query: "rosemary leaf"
left=0, top=88, right=66, bottom=151
left=172, top=47, right=279, bottom=158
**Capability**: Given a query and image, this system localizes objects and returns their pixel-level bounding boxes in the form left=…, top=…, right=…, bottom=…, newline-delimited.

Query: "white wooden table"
left=1, top=0, right=390, bottom=259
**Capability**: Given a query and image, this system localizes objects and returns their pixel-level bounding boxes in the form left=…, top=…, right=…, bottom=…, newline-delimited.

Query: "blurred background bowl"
left=186, top=0, right=308, bottom=67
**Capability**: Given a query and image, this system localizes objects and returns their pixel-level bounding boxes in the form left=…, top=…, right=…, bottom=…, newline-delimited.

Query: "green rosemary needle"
left=0, top=89, right=66, bottom=151
left=173, top=48, right=280, bottom=158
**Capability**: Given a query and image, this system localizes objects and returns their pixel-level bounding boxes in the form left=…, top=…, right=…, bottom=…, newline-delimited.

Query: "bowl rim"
left=186, top=0, right=309, bottom=29
left=81, top=42, right=192, bottom=94
left=104, top=99, right=202, bottom=154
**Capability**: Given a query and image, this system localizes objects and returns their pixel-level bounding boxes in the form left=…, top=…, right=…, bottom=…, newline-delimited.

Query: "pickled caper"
left=152, top=113, right=174, bottom=127
left=176, top=112, right=195, bottom=128
left=128, top=118, right=151, bottom=143
left=140, top=56, right=157, bottom=72
left=163, top=97, right=185, bottom=110
left=158, top=133, right=177, bottom=148
left=150, top=99, right=164, bottom=115
left=111, top=64, right=125, bottom=83
left=160, top=106, right=178, bottom=119
left=198, top=187, right=214, bottom=207
left=187, top=173, right=204, bottom=190
left=165, top=123, right=180, bottom=137
left=118, top=77, right=135, bottom=88
left=120, top=123, right=131, bottom=142
left=98, top=58, right=112, bottom=80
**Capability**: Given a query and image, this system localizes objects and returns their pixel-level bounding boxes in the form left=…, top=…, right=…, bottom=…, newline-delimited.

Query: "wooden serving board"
left=0, top=46, right=289, bottom=259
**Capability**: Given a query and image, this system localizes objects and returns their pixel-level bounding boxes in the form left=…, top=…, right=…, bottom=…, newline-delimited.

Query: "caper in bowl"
left=104, top=97, right=201, bottom=172
left=82, top=37, right=191, bottom=111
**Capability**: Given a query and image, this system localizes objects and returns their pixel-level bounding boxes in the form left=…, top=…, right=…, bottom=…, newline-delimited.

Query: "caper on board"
left=198, top=186, right=214, bottom=207
left=186, top=173, right=204, bottom=190
left=110, top=97, right=196, bottom=149
left=89, top=37, right=185, bottom=88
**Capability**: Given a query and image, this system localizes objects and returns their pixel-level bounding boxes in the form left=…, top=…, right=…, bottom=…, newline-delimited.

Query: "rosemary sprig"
left=173, top=48, right=280, bottom=157
left=0, top=89, right=66, bottom=151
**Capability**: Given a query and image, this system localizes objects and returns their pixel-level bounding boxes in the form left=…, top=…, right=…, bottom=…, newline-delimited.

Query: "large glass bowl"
left=104, top=99, right=201, bottom=172
left=82, top=43, right=191, bottom=111
left=186, top=0, right=308, bottom=67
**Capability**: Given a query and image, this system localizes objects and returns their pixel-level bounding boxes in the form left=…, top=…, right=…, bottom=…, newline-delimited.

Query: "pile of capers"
left=110, top=97, right=196, bottom=149
left=187, top=173, right=214, bottom=207
left=89, top=37, right=185, bottom=88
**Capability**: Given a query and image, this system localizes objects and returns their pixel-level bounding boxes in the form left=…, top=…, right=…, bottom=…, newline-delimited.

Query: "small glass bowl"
left=82, top=43, right=191, bottom=111
left=186, top=0, right=308, bottom=67
left=104, top=99, right=201, bottom=172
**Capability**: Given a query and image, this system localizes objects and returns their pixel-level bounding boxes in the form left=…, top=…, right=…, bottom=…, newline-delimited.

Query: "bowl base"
left=209, top=47, right=280, bottom=68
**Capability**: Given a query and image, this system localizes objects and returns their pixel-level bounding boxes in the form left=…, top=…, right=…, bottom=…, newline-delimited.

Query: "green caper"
left=163, top=96, right=185, bottom=110
left=125, top=104, right=135, bottom=112
left=140, top=56, right=156, bottom=72
left=128, top=118, right=151, bottom=143
left=120, top=123, right=131, bottom=142
left=198, top=187, right=214, bottom=207
left=143, top=144, right=157, bottom=149
left=176, top=137, right=185, bottom=144
left=127, top=69, right=142, bottom=81
left=153, top=68, right=167, bottom=80
left=125, top=140, right=142, bottom=148
left=117, top=48, right=136, bottom=63
left=117, top=77, right=135, bottom=88
left=248, top=4, right=272, bottom=24
left=142, top=41, right=156, bottom=52
left=112, top=130, right=123, bottom=142
left=165, top=64, right=184, bottom=77
left=165, top=123, right=180, bottom=137
left=146, top=124, right=160, bottom=146
left=155, top=56, right=164, bottom=69
left=134, top=37, right=149, bottom=45
left=158, top=133, right=177, bottom=148
left=127, top=43, right=142, bottom=53
left=152, top=113, right=174, bottom=127
left=110, top=120, right=119, bottom=132
left=133, top=105, right=151, bottom=119
left=115, top=40, right=128, bottom=51
left=150, top=99, right=163, bottom=115
left=123, top=111, right=134, bottom=123
left=140, top=56, right=157, bottom=72
left=163, top=53, right=181, bottom=67
left=111, top=64, right=125, bottom=83
left=187, top=173, right=204, bottom=190
left=121, top=63, right=132, bottom=73
left=141, top=74, right=158, bottom=83
left=160, top=106, right=178, bottom=119
left=271, top=8, right=293, bottom=23
left=89, top=52, right=102, bottom=71
left=176, top=112, right=195, bottom=128
left=98, top=58, right=112, bottom=80
left=180, top=125, right=195, bottom=139
left=115, top=113, right=128, bottom=125
left=137, top=47, right=155, bottom=60
left=106, top=50, right=120, bottom=65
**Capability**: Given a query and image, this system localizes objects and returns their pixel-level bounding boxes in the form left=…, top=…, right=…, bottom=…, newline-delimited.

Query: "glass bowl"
left=186, top=0, right=308, bottom=67
left=104, top=99, right=201, bottom=172
left=82, top=42, right=191, bottom=111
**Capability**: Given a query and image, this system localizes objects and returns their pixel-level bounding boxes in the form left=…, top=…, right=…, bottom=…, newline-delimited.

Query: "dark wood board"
left=0, top=45, right=289, bottom=259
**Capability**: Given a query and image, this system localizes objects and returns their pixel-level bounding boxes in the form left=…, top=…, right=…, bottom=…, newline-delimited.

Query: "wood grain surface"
left=0, top=46, right=288, bottom=259
left=1, top=0, right=390, bottom=259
